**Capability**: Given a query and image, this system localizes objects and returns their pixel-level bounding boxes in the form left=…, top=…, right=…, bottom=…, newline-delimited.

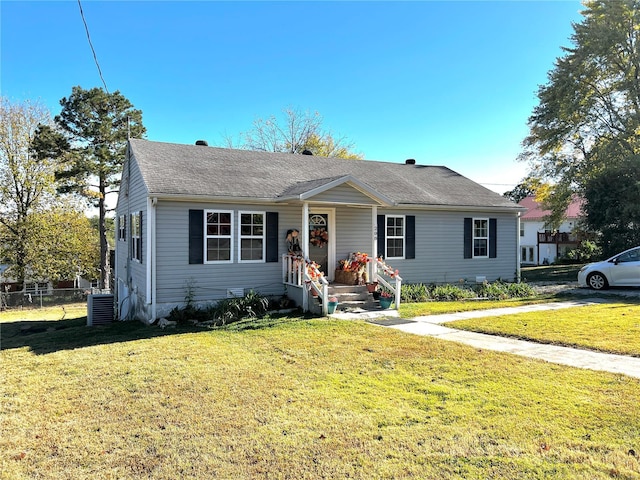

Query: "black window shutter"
left=265, top=212, right=279, bottom=263
left=139, top=211, right=143, bottom=264
left=489, top=218, right=497, bottom=258
left=377, top=215, right=386, bottom=258
left=463, top=217, right=472, bottom=259
left=189, top=209, right=204, bottom=264
left=406, top=215, right=415, bottom=259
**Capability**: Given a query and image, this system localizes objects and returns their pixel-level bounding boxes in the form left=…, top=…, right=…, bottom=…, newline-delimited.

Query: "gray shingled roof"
left=128, top=138, right=520, bottom=209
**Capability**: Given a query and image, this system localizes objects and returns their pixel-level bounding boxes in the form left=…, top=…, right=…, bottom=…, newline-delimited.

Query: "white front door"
left=308, top=208, right=335, bottom=280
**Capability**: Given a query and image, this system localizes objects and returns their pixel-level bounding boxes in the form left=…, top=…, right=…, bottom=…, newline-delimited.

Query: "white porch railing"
left=374, top=257, right=403, bottom=310
left=282, top=254, right=329, bottom=315
left=283, top=253, right=402, bottom=313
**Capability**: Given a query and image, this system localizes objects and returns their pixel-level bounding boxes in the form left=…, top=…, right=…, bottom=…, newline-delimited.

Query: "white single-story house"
left=115, top=139, right=525, bottom=323
left=518, top=195, right=584, bottom=265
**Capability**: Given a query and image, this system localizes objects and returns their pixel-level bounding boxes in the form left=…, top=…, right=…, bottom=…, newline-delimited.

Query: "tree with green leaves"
left=521, top=0, right=640, bottom=256
left=0, top=97, right=56, bottom=289
left=25, top=201, right=100, bottom=283
left=226, top=107, right=363, bottom=159
left=502, top=176, right=543, bottom=204
left=35, top=86, right=146, bottom=289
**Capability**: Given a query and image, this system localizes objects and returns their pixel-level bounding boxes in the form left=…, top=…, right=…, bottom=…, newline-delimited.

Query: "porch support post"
left=371, top=205, right=378, bottom=283
left=302, top=202, right=309, bottom=259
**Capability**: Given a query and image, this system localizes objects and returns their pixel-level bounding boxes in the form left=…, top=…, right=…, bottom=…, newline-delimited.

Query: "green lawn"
left=399, top=297, right=554, bottom=318
left=521, top=265, right=583, bottom=283
left=450, top=302, right=640, bottom=357
left=1, top=305, right=639, bottom=479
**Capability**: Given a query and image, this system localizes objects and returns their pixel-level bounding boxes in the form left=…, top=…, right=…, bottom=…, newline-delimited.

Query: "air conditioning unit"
left=87, top=294, right=114, bottom=326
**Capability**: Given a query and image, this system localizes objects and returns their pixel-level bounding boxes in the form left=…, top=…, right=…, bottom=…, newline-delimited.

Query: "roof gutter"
left=394, top=203, right=528, bottom=214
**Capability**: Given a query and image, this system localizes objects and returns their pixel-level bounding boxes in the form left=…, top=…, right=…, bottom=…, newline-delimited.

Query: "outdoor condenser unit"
left=87, top=294, right=114, bottom=326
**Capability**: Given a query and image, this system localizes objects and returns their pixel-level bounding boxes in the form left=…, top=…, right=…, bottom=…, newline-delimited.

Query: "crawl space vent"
left=227, top=288, right=245, bottom=298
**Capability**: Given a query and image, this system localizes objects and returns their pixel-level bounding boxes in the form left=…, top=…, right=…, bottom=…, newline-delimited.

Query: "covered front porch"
left=276, top=175, right=403, bottom=315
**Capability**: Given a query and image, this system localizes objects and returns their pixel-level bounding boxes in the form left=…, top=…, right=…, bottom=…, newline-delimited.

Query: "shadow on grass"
left=1, top=313, right=316, bottom=355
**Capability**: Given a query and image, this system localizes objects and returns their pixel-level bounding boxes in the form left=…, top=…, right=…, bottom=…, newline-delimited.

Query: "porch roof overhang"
left=276, top=175, right=394, bottom=206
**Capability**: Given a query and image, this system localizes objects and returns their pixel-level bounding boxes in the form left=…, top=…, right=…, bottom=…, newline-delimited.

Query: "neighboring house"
left=115, top=139, right=525, bottom=323
left=518, top=195, right=584, bottom=266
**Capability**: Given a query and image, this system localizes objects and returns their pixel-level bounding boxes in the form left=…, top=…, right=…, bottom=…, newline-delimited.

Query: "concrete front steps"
left=310, top=283, right=399, bottom=319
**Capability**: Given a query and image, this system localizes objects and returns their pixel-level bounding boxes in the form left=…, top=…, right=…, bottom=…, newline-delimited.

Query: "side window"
left=618, top=248, right=640, bottom=263
left=473, top=218, right=489, bottom=258
left=118, top=214, right=126, bottom=241
left=131, top=212, right=142, bottom=262
left=205, top=210, right=233, bottom=263
left=239, top=212, right=265, bottom=262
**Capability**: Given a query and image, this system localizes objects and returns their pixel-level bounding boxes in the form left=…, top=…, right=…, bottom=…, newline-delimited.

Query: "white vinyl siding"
left=239, top=211, right=265, bottom=262
left=205, top=210, right=233, bottom=263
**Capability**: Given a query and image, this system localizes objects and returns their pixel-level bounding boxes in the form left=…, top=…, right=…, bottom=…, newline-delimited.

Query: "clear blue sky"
left=2, top=1, right=583, bottom=193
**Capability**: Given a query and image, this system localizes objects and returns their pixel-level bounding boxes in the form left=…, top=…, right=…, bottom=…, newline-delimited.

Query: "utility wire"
left=77, top=0, right=109, bottom=93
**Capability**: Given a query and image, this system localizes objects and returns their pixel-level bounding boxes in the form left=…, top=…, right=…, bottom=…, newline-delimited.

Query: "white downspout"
left=146, top=197, right=157, bottom=322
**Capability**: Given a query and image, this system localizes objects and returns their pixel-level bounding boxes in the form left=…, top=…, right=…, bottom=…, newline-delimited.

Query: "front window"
left=386, top=215, right=405, bottom=259
left=131, top=212, right=141, bottom=261
left=206, top=210, right=233, bottom=263
left=239, top=212, right=264, bottom=262
left=473, top=218, right=488, bottom=258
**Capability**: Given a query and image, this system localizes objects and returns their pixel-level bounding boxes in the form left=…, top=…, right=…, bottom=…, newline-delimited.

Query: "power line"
left=77, top=0, right=109, bottom=93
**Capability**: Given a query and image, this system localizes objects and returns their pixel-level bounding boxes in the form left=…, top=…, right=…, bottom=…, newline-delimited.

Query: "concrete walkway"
left=371, top=299, right=640, bottom=380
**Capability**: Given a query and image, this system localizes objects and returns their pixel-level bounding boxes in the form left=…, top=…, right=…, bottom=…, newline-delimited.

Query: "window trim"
left=204, top=209, right=234, bottom=264
left=473, top=217, right=489, bottom=258
left=385, top=214, right=405, bottom=260
left=238, top=210, right=266, bottom=263
left=131, top=212, right=142, bottom=262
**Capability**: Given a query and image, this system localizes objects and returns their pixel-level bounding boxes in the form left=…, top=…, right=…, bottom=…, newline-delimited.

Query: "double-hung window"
left=205, top=210, right=233, bottom=263
left=131, top=212, right=142, bottom=261
left=239, top=212, right=265, bottom=262
left=386, top=215, right=405, bottom=259
left=118, top=214, right=126, bottom=241
left=473, top=218, right=489, bottom=258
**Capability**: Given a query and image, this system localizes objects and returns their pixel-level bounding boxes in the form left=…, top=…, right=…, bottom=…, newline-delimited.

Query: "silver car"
left=578, top=246, right=640, bottom=290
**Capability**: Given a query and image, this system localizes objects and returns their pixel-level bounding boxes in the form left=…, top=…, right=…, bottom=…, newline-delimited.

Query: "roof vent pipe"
left=195, top=140, right=208, bottom=146
left=405, top=159, right=416, bottom=165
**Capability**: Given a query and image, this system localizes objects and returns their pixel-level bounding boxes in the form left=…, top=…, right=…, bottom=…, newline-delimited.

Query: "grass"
left=399, top=297, right=554, bottom=318
left=521, top=265, right=583, bottom=283
left=450, top=301, right=640, bottom=357
left=1, top=304, right=639, bottom=479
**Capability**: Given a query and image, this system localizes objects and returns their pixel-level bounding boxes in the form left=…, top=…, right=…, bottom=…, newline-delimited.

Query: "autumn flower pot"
left=379, top=297, right=392, bottom=309
left=327, top=301, right=339, bottom=314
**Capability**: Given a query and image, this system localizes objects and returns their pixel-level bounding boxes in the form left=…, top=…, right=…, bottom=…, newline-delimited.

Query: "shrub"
left=567, top=240, right=603, bottom=262
left=398, top=281, right=537, bottom=303
left=430, top=284, right=475, bottom=301
left=505, top=282, right=536, bottom=298
left=400, top=283, right=430, bottom=303
left=167, top=290, right=270, bottom=326
left=474, top=281, right=509, bottom=300
left=211, top=290, right=269, bottom=326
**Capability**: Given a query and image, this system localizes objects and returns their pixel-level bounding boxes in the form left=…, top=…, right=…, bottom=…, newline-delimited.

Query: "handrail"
left=375, top=257, right=403, bottom=310
left=282, top=254, right=329, bottom=315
